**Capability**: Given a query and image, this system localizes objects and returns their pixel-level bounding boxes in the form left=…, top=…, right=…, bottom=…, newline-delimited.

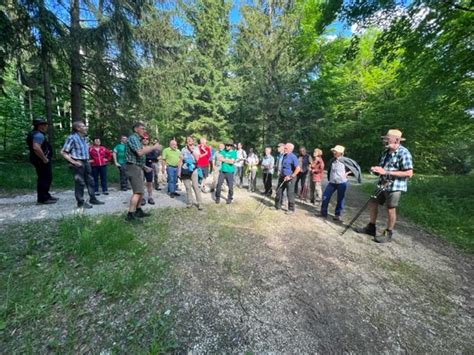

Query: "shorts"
left=125, top=163, right=144, bottom=194
left=199, top=166, right=209, bottom=178
left=375, top=190, right=401, bottom=208
left=144, top=166, right=153, bottom=183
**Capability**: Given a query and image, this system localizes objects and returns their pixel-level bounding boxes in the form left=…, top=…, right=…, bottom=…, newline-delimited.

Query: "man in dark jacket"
left=26, top=117, right=57, bottom=204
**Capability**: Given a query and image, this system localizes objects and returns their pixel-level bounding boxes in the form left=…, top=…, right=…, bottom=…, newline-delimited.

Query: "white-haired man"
left=357, top=129, right=413, bottom=243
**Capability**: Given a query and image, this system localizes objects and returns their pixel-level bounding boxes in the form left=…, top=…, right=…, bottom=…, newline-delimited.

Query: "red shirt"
left=89, top=146, right=112, bottom=167
left=310, top=157, right=325, bottom=182
left=197, top=144, right=211, bottom=168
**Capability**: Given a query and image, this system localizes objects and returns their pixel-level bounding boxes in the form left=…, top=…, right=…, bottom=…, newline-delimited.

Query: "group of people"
left=27, top=117, right=413, bottom=243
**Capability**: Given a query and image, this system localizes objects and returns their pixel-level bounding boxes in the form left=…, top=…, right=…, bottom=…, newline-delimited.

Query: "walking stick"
left=340, top=179, right=391, bottom=236
left=255, top=180, right=285, bottom=216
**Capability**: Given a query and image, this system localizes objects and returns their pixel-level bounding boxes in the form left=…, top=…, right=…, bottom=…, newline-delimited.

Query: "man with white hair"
left=274, top=143, right=301, bottom=214
left=356, top=129, right=413, bottom=243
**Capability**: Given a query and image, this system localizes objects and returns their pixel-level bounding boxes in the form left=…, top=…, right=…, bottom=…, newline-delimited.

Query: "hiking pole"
left=255, top=180, right=285, bottom=216
left=340, top=179, right=390, bottom=236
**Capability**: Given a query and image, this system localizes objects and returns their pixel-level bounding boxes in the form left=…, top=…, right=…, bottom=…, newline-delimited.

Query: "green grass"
left=0, top=161, right=119, bottom=193
left=361, top=174, right=474, bottom=253
left=0, top=214, right=176, bottom=353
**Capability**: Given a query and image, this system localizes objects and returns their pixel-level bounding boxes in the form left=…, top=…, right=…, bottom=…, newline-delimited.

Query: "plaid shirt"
left=125, top=133, right=145, bottom=167
left=378, top=145, right=413, bottom=192
left=62, top=133, right=89, bottom=160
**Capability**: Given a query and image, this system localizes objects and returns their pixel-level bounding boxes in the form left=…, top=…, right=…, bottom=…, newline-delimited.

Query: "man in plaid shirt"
left=357, top=129, right=414, bottom=243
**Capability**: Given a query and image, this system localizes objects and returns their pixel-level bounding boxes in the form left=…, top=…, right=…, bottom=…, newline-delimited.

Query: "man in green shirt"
left=215, top=140, right=237, bottom=204
left=113, top=135, right=129, bottom=191
left=161, top=139, right=181, bottom=198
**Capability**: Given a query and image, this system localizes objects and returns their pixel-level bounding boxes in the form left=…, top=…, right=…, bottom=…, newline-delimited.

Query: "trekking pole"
left=340, top=180, right=390, bottom=236
left=255, top=180, right=285, bottom=216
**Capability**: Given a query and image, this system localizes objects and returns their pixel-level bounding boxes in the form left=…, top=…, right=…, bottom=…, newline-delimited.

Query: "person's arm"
left=61, top=149, right=82, bottom=167
left=177, top=155, right=183, bottom=177
left=32, top=143, right=48, bottom=163
left=161, top=151, right=167, bottom=173
left=61, top=138, right=82, bottom=167
left=113, top=150, right=120, bottom=166
left=104, top=148, right=112, bottom=164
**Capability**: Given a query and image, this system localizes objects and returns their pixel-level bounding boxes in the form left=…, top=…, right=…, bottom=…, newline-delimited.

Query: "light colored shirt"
left=261, top=155, right=275, bottom=174
left=329, top=158, right=347, bottom=184
left=246, top=153, right=259, bottom=171
left=235, top=149, right=247, bottom=167
left=162, top=147, right=181, bottom=167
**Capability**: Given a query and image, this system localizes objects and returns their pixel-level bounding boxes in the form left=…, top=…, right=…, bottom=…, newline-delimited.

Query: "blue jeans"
left=166, top=166, right=178, bottom=193
left=321, top=182, right=348, bottom=217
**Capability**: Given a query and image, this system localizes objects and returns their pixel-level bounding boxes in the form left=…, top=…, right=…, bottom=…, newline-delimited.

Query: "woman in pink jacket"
left=309, top=148, right=324, bottom=206
left=89, top=138, right=112, bottom=195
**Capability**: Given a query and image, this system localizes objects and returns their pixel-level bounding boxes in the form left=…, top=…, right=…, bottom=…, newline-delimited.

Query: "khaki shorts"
left=125, top=163, right=144, bottom=194
left=375, top=190, right=401, bottom=208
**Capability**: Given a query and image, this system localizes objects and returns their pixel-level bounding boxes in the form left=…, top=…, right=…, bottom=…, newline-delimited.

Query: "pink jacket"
left=310, top=157, right=325, bottom=182
left=89, top=146, right=112, bottom=167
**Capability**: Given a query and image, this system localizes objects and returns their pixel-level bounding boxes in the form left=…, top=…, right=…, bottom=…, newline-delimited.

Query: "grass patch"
left=0, top=161, right=119, bottom=193
left=0, top=214, right=175, bottom=353
left=361, top=174, right=474, bottom=253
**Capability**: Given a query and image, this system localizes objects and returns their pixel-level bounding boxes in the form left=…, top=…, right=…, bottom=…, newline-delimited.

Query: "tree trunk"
left=70, top=0, right=82, bottom=122
left=38, top=0, right=55, bottom=147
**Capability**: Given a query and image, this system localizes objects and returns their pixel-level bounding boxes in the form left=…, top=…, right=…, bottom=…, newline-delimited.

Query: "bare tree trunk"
left=38, top=0, right=54, bottom=147
left=70, top=0, right=82, bottom=122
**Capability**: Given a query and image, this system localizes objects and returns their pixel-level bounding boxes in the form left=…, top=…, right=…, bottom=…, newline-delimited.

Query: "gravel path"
left=0, top=186, right=217, bottom=225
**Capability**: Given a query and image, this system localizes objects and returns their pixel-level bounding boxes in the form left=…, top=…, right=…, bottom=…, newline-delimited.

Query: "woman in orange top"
left=309, top=148, right=324, bottom=205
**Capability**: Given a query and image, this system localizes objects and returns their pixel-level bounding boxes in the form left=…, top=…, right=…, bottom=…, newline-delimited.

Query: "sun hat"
left=330, top=145, right=345, bottom=154
left=381, top=129, right=406, bottom=141
left=32, top=117, right=48, bottom=126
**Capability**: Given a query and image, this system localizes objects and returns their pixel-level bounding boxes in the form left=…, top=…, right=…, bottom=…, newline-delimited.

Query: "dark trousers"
left=70, top=161, right=96, bottom=204
left=91, top=165, right=108, bottom=193
left=275, top=176, right=296, bottom=211
left=118, top=164, right=129, bottom=190
left=295, top=171, right=308, bottom=195
left=262, top=172, right=273, bottom=194
left=321, top=182, right=348, bottom=217
left=215, top=172, right=234, bottom=202
left=33, top=161, right=53, bottom=202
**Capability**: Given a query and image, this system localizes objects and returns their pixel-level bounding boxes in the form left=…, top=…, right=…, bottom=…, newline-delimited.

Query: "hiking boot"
left=215, top=199, right=220, bottom=204
left=78, top=202, right=93, bottom=209
left=333, top=215, right=342, bottom=222
left=169, top=193, right=175, bottom=199
left=226, top=199, right=232, bottom=205
left=38, top=199, right=57, bottom=205
left=103, top=191, right=109, bottom=195
left=47, top=196, right=59, bottom=202
left=95, top=192, right=100, bottom=196
left=355, top=223, right=376, bottom=237
left=125, top=212, right=142, bottom=223
left=374, top=229, right=393, bottom=243
left=173, top=192, right=180, bottom=196
left=135, top=208, right=151, bottom=218
left=148, top=197, right=155, bottom=205
left=316, top=212, right=327, bottom=219
left=197, top=204, right=203, bottom=211
left=285, top=210, right=295, bottom=215
left=89, top=199, right=104, bottom=205
left=141, top=199, right=146, bottom=206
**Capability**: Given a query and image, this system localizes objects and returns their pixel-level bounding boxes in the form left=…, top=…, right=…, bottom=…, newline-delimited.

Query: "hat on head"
left=225, top=139, right=234, bottom=146
left=381, top=129, right=405, bottom=141
left=331, top=145, right=345, bottom=154
left=33, top=117, right=48, bottom=126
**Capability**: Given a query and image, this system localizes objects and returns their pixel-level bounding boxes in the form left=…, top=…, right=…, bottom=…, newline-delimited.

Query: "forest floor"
left=1, top=182, right=473, bottom=353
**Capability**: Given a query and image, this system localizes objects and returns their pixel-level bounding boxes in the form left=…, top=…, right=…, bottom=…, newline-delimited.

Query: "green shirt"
left=125, top=133, right=145, bottom=167
left=113, top=143, right=126, bottom=165
left=162, top=147, right=181, bottom=167
left=220, top=149, right=237, bottom=173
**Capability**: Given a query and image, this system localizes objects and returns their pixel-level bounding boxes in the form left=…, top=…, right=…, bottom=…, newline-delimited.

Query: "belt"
left=167, top=165, right=178, bottom=168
